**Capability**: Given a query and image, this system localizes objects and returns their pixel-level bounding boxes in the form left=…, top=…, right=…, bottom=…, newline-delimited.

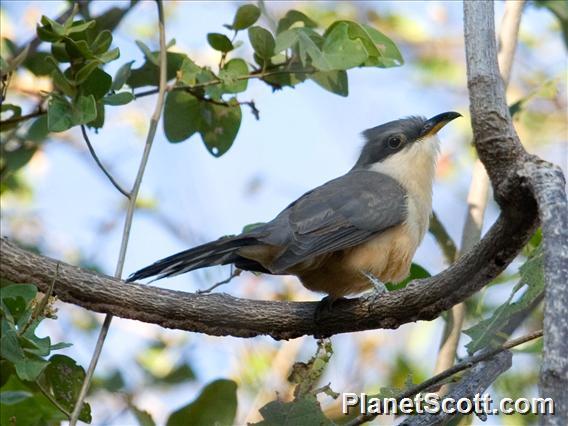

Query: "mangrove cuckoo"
left=128, top=112, right=461, bottom=308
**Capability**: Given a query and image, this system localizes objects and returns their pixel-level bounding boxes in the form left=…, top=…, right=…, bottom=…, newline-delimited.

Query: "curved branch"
left=0, top=204, right=535, bottom=339
left=464, top=2, right=567, bottom=425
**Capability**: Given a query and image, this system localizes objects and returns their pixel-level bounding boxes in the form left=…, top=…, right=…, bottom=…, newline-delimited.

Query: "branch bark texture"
left=463, top=2, right=567, bottom=425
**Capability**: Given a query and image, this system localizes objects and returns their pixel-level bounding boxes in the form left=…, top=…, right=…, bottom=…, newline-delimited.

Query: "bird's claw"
left=362, top=271, right=387, bottom=313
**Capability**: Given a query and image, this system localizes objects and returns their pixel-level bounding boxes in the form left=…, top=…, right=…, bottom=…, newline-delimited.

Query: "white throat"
left=368, top=135, right=440, bottom=237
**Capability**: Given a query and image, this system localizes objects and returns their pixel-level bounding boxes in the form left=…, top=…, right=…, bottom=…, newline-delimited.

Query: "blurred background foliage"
left=0, top=1, right=566, bottom=425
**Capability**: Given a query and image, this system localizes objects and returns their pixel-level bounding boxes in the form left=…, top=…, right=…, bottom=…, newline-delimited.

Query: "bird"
left=127, top=112, right=461, bottom=314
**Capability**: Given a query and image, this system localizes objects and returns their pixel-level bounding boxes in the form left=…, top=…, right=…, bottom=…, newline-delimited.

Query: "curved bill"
left=420, top=111, right=462, bottom=138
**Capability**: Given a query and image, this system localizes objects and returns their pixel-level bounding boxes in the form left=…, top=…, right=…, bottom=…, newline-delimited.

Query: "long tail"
left=126, top=235, right=260, bottom=282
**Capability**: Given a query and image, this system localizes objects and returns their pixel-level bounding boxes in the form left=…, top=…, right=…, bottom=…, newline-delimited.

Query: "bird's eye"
left=388, top=135, right=403, bottom=149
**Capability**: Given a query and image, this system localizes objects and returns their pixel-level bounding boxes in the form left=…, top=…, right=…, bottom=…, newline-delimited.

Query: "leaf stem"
left=36, top=379, right=72, bottom=419
left=68, top=1, right=168, bottom=424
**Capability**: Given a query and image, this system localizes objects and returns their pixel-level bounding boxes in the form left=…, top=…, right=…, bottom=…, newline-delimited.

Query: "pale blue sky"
left=2, top=1, right=566, bottom=424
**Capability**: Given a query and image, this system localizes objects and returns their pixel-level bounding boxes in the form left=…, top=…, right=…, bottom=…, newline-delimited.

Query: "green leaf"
left=166, top=379, right=237, bottom=426
left=46, top=57, right=75, bottom=97
left=127, top=52, right=187, bottom=88
left=0, top=142, right=38, bottom=174
left=91, top=30, right=113, bottom=55
left=160, top=363, right=196, bottom=384
left=112, top=60, right=134, bottom=90
left=97, top=47, right=120, bottom=64
left=386, top=263, right=431, bottom=291
left=0, top=104, right=22, bottom=130
left=136, top=40, right=159, bottom=65
left=464, top=244, right=545, bottom=354
left=20, top=331, right=51, bottom=357
left=295, top=28, right=325, bottom=67
left=1, top=44, right=30, bottom=76
left=66, top=19, right=96, bottom=35
left=102, top=92, right=134, bottom=106
left=26, top=116, right=49, bottom=142
left=89, top=100, right=105, bottom=129
left=41, top=354, right=91, bottom=423
left=309, top=70, right=348, bottom=97
left=274, top=29, right=300, bottom=53
left=276, top=10, right=317, bottom=34
left=47, top=94, right=95, bottom=132
left=207, top=33, right=234, bottom=52
left=49, top=342, right=73, bottom=351
left=0, top=332, right=25, bottom=364
left=36, top=24, right=61, bottom=43
left=14, top=358, right=48, bottom=381
left=220, top=58, right=248, bottom=93
left=131, top=404, right=156, bottom=426
left=62, top=38, right=95, bottom=60
left=75, top=60, right=102, bottom=84
left=362, top=25, right=403, bottom=67
left=197, top=68, right=223, bottom=100
left=40, top=15, right=66, bottom=36
left=1, top=284, right=38, bottom=306
left=0, top=391, right=32, bottom=405
left=199, top=100, right=241, bottom=157
left=248, top=26, right=275, bottom=59
left=23, top=52, right=54, bottom=76
left=81, top=67, right=112, bottom=100
left=163, top=91, right=201, bottom=142
left=72, top=95, right=97, bottom=125
left=177, top=57, right=201, bottom=86
left=317, top=22, right=368, bottom=71
left=0, top=375, right=67, bottom=425
left=231, top=4, right=261, bottom=30
left=255, top=397, right=333, bottom=426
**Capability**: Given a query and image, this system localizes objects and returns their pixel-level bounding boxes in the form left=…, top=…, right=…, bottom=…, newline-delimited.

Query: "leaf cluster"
left=0, top=282, right=91, bottom=424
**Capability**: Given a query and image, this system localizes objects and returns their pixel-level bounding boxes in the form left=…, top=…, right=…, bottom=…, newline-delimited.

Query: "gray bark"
left=463, top=2, right=567, bottom=425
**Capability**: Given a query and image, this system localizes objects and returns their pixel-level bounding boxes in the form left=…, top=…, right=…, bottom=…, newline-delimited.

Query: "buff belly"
left=295, top=223, right=419, bottom=298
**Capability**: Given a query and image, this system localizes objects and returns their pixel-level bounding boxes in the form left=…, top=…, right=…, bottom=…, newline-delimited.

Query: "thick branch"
left=464, top=1, right=527, bottom=205
left=523, top=161, right=568, bottom=423
left=464, top=2, right=567, bottom=425
left=1, top=203, right=535, bottom=339
left=402, top=352, right=513, bottom=426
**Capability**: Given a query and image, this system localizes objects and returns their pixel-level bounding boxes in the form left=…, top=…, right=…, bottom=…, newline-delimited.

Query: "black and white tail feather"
left=126, top=235, right=261, bottom=283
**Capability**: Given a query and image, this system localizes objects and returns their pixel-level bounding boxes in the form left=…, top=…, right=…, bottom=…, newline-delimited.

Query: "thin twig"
left=69, top=1, right=168, bottom=424
left=80, top=126, right=130, bottom=199
left=19, top=263, right=59, bottom=336
left=182, top=88, right=260, bottom=120
left=197, top=268, right=242, bottom=294
left=133, top=65, right=317, bottom=99
left=433, top=0, right=525, bottom=388
left=0, top=108, right=45, bottom=128
left=346, top=329, right=543, bottom=426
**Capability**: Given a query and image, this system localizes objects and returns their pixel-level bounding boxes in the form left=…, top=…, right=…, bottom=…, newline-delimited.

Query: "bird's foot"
left=314, top=295, right=344, bottom=322
left=361, top=271, right=388, bottom=313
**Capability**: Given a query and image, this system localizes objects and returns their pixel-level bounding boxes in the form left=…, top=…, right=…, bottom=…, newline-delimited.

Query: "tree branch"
left=434, top=0, right=525, bottom=386
left=523, top=162, right=568, bottom=424
left=0, top=205, right=536, bottom=339
left=463, top=2, right=567, bottom=425
left=347, top=330, right=541, bottom=426
left=401, top=352, right=513, bottom=426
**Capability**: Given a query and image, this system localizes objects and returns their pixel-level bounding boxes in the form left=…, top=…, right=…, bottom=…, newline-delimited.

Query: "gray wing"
left=262, top=170, right=407, bottom=272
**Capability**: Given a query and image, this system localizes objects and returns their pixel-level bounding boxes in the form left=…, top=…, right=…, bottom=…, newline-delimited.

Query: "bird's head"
left=354, top=112, right=462, bottom=170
